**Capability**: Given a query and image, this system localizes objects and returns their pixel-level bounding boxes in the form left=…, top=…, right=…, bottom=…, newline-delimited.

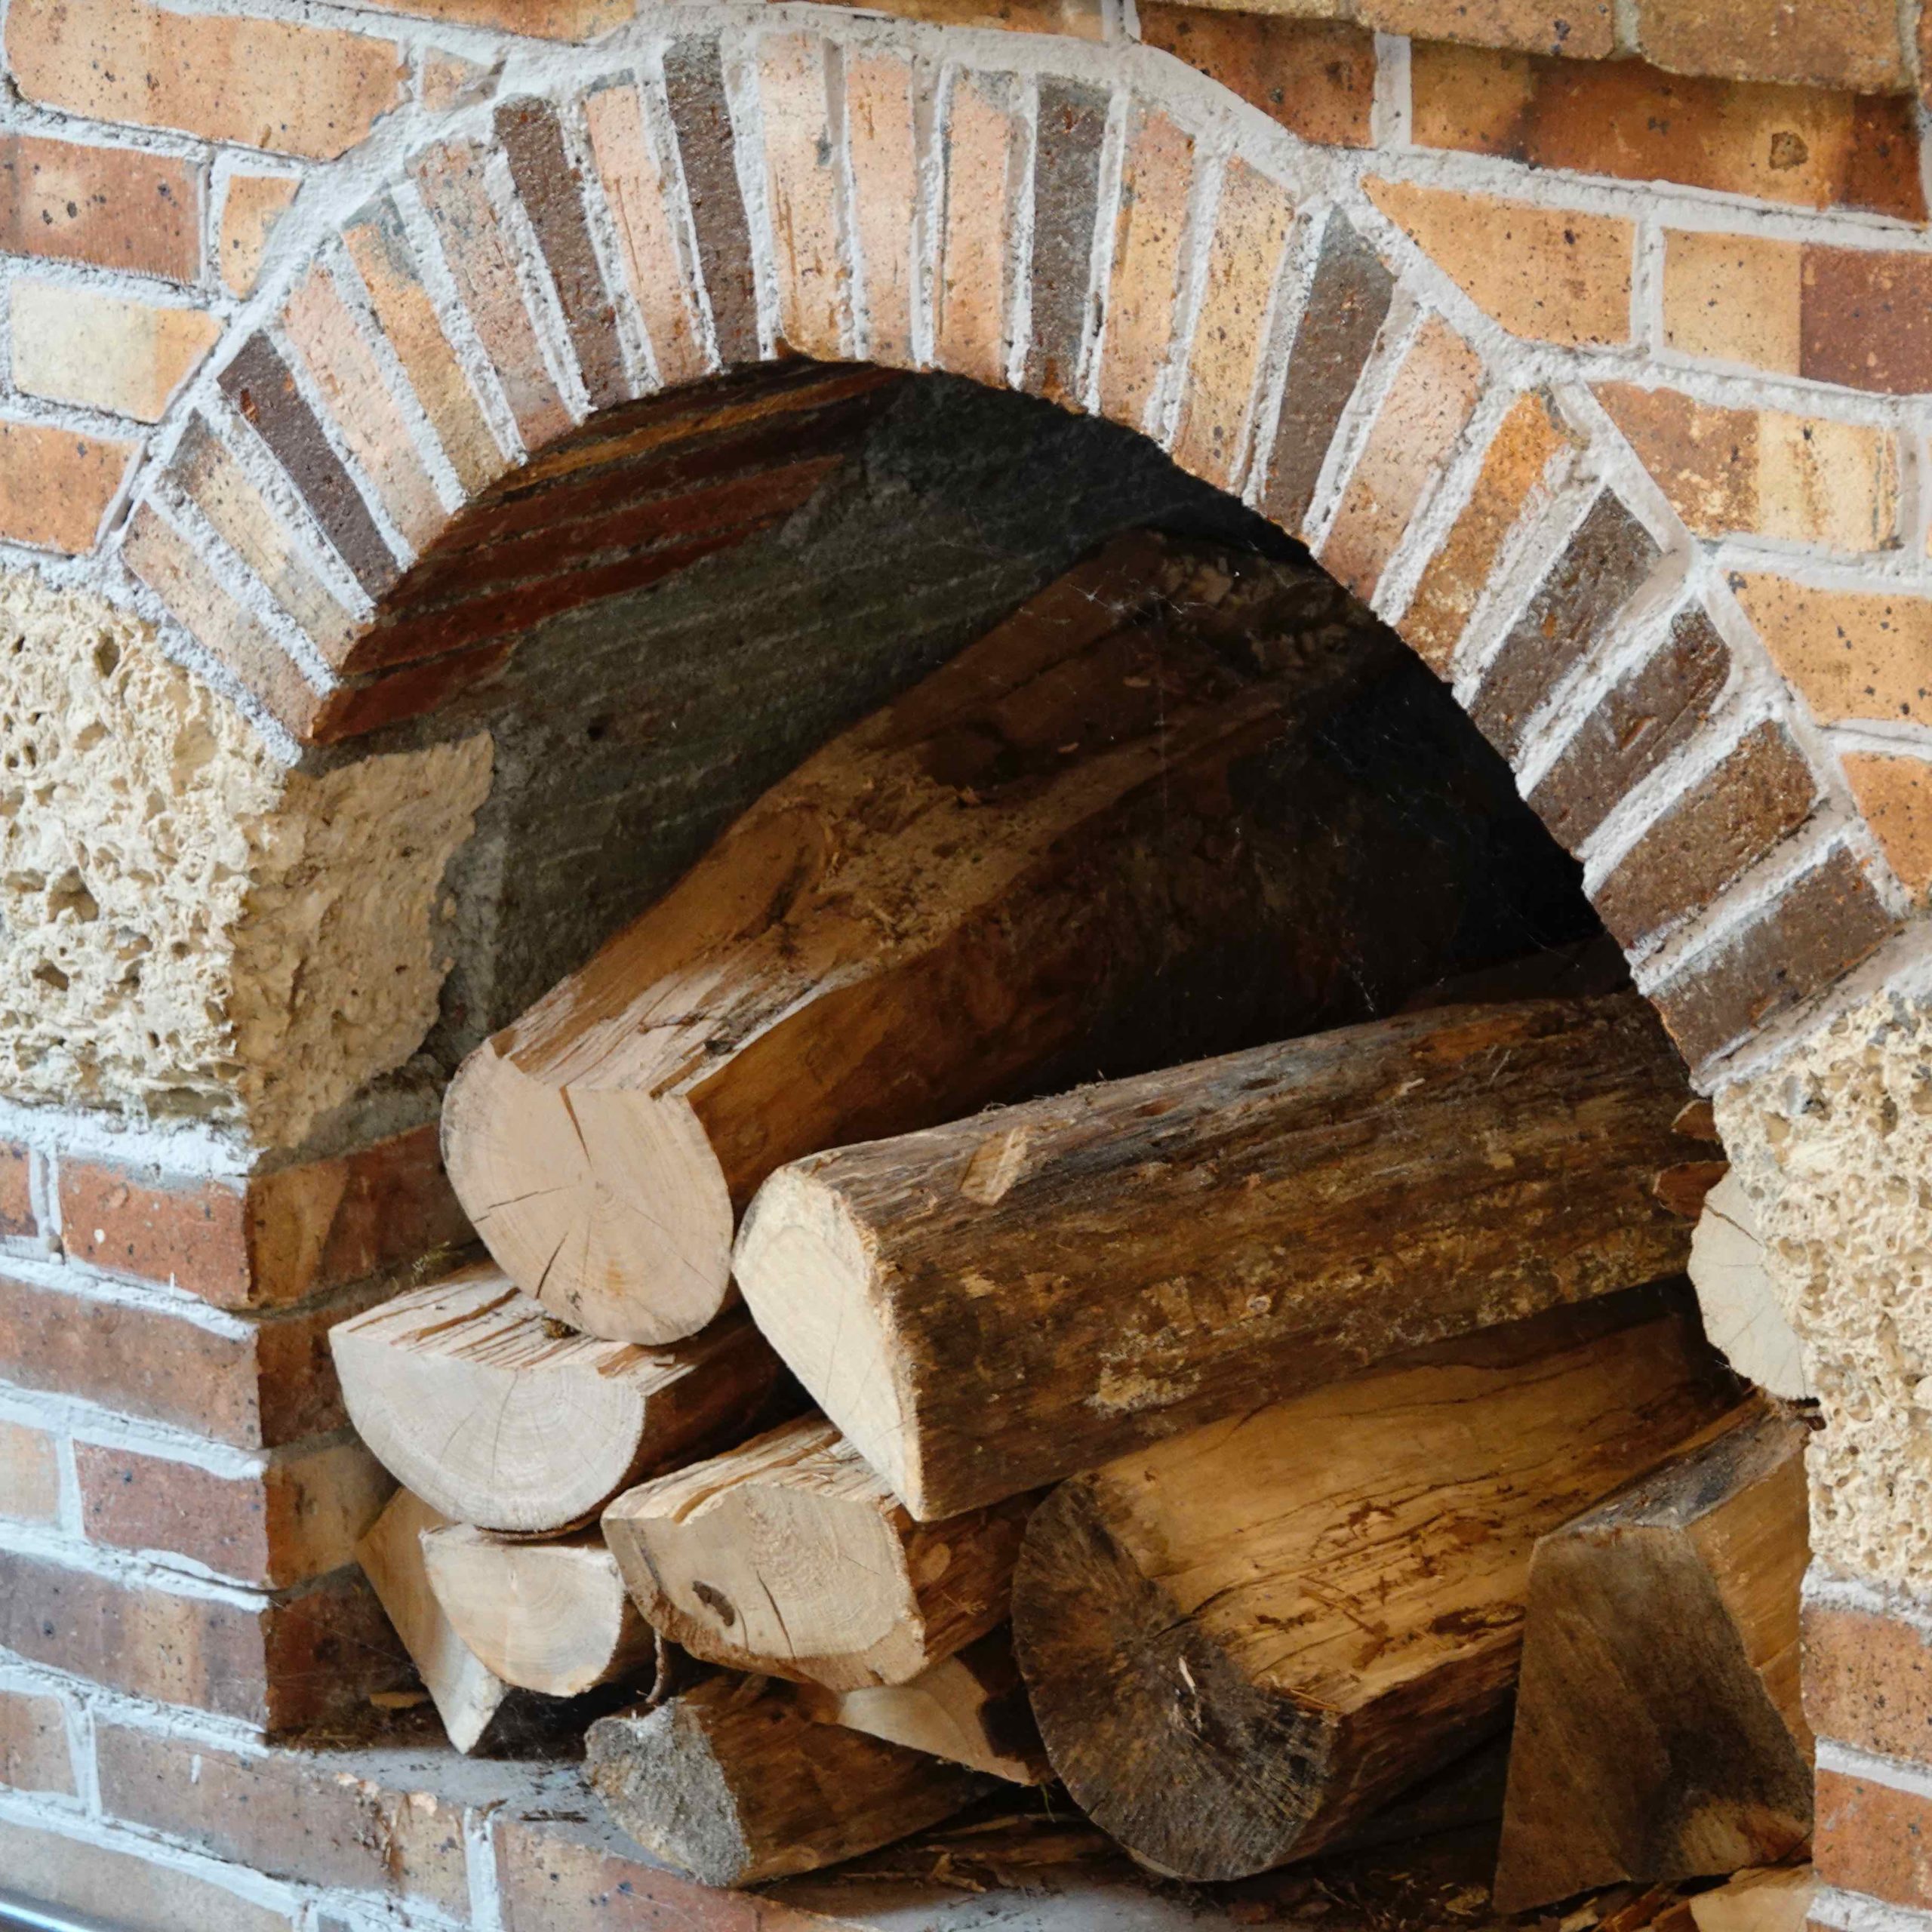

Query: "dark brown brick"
left=1651, top=844, right=1900, bottom=1066
left=1806, top=1600, right=1932, bottom=1762
left=1801, top=245, right=1932, bottom=396
left=219, top=332, right=398, bottom=598
left=1024, top=76, right=1108, bottom=407
left=1593, top=721, right=1817, bottom=949
left=1817, top=1767, right=1932, bottom=1907
left=97, top=1727, right=469, bottom=1915
left=1469, top=492, right=1662, bottom=761
left=0, top=132, right=202, bottom=281
left=0, top=1549, right=408, bottom=1729
left=1261, top=211, right=1393, bottom=534
left=664, top=37, right=759, bottom=368
left=497, top=96, right=629, bottom=411
left=1530, top=607, right=1734, bottom=849
left=0, top=1684, right=74, bottom=1795
left=1137, top=9, right=1375, bottom=148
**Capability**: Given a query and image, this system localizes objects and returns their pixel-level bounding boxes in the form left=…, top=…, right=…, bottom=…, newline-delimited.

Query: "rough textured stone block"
left=1736, top=577, right=1932, bottom=731
left=1844, top=755, right=1932, bottom=899
left=0, top=420, right=135, bottom=555
left=1632, top=0, right=1908, bottom=94
left=13, top=281, right=219, bottom=423
left=220, top=170, right=303, bottom=296
left=1816, top=1767, right=1932, bottom=1908
left=1137, top=9, right=1375, bottom=147
left=0, top=1684, right=75, bottom=1795
left=0, top=1417, right=61, bottom=1524
left=0, top=131, right=202, bottom=280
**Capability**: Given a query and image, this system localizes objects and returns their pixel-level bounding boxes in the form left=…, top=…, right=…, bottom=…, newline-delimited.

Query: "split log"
left=1689, top=1173, right=1810, bottom=1399
left=737, top=994, right=1712, bottom=1517
left=356, top=1489, right=509, bottom=1753
left=420, top=1524, right=656, bottom=1698
left=330, top=1262, right=790, bottom=1533
left=444, top=530, right=1465, bottom=1345
left=586, top=1673, right=992, bottom=1885
left=795, top=1629, right=1050, bottom=1784
left=1010, top=1285, right=1740, bottom=1882
left=1493, top=1400, right=1814, bottom=1910
left=602, top=1414, right=1032, bottom=1688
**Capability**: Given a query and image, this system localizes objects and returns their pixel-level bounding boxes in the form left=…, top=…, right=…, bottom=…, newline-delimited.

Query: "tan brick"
left=789, top=0, right=1102, bottom=31
left=1365, top=177, right=1632, bottom=347
left=0, top=1815, right=298, bottom=1932
left=1598, top=383, right=1897, bottom=552
left=1100, top=106, right=1195, bottom=433
left=0, top=1685, right=75, bottom=1795
left=0, top=1417, right=61, bottom=1525
left=1403, top=389, right=1569, bottom=671
left=1413, top=42, right=1923, bottom=221
left=76, top=1435, right=393, bottom=1588
left=1633, top=0, right=1908, bottom=94
left=0, top=420, right=134, bottom=555
left=7, top=0, right=407, bottom=162
left=1173, top=158, right=1297, bottom=489
left=1736, top=577, right=1932, bottom=731
left=937, top=71, right=1020, bottom=388
left=1817, top=1767, right=1932, bottom=1907
left=1661, top=229, right=1803, bottom=374
left=419, top=47, right=498, bottom=112
left=1320, top=315, right=1484, bottom=602
left=221, top=170, right=303, bottom=297
left=1358, top=0, right=1612, bottom=57
left=0, top=1143, right=35, bottom=1239
left=282, top=265, right=445, bottom=552
left=60, top=1124, right=469, bottom=1312
left=760, top=33, right=848, bottom=362
left=1844, top=755, right=1932, bottom=899
left=0, top=132, right=202, bottom=281
left=844, top=53, right=923, bottom=371
left=1137, top=9, right=1375, bottom=148
left=347, top=0, right=630, bottom=30
left=11, top=282, right=220, bottom=424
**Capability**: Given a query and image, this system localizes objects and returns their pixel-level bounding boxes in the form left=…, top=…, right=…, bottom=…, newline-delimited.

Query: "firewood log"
left=355, top=1489, right=509, bottom=1754
left=586, top=1673, right=992, bottom=1885
left=737, top=994, right=1711, bottom=1517
left=1689, top=1173, right=1810, bottom=1398
left=442, top=529, right=1455, bottom=1346
left=601, top=1414, right=1032, bottom=1689
left=1010, top=1286, right=1740, bottom=1881
left=794, top=1629, right=1050, bottom=1783
left=1493, top=1400, right=1814, bottom=1910
left=419, top=1524, right=657, bottom=1699
left=330, top=1263, right=790, bottom=1533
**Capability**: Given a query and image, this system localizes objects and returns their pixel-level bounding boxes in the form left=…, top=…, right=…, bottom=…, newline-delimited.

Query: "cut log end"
left=442, top=1044, right=732, bottom=1346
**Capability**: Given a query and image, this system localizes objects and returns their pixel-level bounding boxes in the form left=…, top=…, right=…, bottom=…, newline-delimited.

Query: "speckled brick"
left=937, top=70, right=1020, bottom=387
left=844, top=51, right=923, bottom=371
left=0, top=1684, right=74, bottom=1795
left=665, top=37, right=760, bottom=368
left=1099, top=106, right=1195, bottom=432
left=1025, top=76, right=1109, bottom=405
left=758, top=35, right=848, bottom=363
left=1844, top=754, right=1932, bottom=899
left=1806, top=1599, right=1932, bottom=1763
left=1817, top=1767, right=1932, bottom=1908
left=0, top=132, right=202, bottom=281
left=1632, top=0, right=1907, bottom=94
left=1137, top=9, right=1375, bottom=147
left=1734, top=577, right=1932, bottom=730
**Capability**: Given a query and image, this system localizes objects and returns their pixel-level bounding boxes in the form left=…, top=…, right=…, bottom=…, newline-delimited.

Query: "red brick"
left=0, top=1417, right=62, bottom=1525
left=937, top=69, right=1020, bottom=388
left=1358, top=0, right=1611, bottom=57
left=1817, top=1767, right=1932, bottom=1908
left=1805, top=1600, right=1932, bottom=1763
left=1098, top=106, right=1195, bottom=433
left=0, top=1143, right=35, bottom=1239
left=0, top=1685, right=75, bottom=1795
left=664, top=37, right=760, bottom=368
left=1801, top=247, right=1932, bottom=397
left=0, top=131, right=202, bottom=281
left=60, top=1125, right=469, bottom=1311
left=0, top=1548, right=408, bottom=1728
left=1025, top=77, right=1109, bottom=406
left=1137, top=9, right=1375, bottom=148
left=0, top=420, right=135, bottom=555
left=76, top=1435, right=393, bottom=1588
left=1632, top=0, right=1908, bottom=94
left=306, top=637, right=515, bottom=744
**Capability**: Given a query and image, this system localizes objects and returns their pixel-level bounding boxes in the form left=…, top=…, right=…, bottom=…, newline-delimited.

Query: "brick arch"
left=112, top=13, right=1910, bottom=1086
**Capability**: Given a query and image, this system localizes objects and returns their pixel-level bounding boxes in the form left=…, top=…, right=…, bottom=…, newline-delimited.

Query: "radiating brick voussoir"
left=663, top=36, right=761, bottom=371
left=937, top=68, right=1023, bottom=389
left=757, top=32, right=851, bottom=366
left=1025, top=75, right=1110, bottom=408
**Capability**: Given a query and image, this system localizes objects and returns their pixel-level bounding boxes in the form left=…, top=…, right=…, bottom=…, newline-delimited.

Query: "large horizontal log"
left=330, top=1263, right=790, bottom=1533
left=1010, top=1287, right=1740, bottom=1881
left=602, top=1414, right=1032, bottom=1689
left=737, top=994, right=1712, bottom=1517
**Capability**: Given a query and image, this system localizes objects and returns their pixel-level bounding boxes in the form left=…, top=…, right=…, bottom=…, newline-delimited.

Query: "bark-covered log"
left=737, top=995, right=1712, bottom=1517
left=1011, top=1287, right=1739, bottom=1881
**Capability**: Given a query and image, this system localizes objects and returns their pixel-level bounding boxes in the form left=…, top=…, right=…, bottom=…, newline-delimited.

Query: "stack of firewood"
left=331, top=534, right=1813, bottom=1900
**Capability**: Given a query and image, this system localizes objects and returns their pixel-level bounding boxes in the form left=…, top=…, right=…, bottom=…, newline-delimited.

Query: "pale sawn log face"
left=737, top=993, right=1715, bottom=1517
left=1011, top=1288, right=1742, bottom=1882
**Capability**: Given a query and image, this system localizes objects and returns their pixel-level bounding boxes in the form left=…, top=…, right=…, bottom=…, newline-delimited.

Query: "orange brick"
left=1817, top=1767, right=1932, bottom=1907
left=11, top=282, right=220, bottom=423
left=1358, top=0, right=1613, bottom=57
left=1801, top=247, right=1932, bottom=396
left=1365, top=178, right=1632, bottom=348
left=1734, top=576, right=1932, bottom=730
left=1844, top=754, right=1932, bottom=897
left=0, top=420, right=135, bottom=555
left=759, top=33, right=848, bottom=362
left=1100, top=106, right=1195, bottom=433
left=844, top=53, right=923, bottom=370
left=1137, top=9, right=1375, bottom=148
left=937, top=71, right=1020, bottom=388
left=1321, top=316, right=1484, bottom=601
left=220, top=171, right=303, bottom=297
left=7, top=0, right=407, bottom=162
left=1633, top=0, right=1908, bottom=94
left=0, top=1685, right=74, bottom=1795
left=346, top=0, right=629, bottom=30
left=419, top=47, right=497, bottom=112
left=0, top=131, right=202, bottom=281
left=787, top=0, right=1102, bottom=31
left=0, top=1143, right=35, bottom=1239
left=1806, top=1599, right=1932, bottom=1761
left=1597, top=383, right=1897, bottom=551
left=1173, top=158, right=1297, bottom=489
left=0, top=1417, right=60, bottom=1524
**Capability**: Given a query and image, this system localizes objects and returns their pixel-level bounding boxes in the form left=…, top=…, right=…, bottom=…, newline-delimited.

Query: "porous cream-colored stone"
left=0, top=567, right=491, bottom=1146
left=1718, top=991, right=1932, bottom=1591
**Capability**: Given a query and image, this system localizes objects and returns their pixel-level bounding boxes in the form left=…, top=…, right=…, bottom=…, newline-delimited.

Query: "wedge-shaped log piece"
left=586, top=1674, right=992, bottom=1885
left=1494, top=1400, right=1814, bottom=1910
left=602, top=1414, right=1032, bottom=1689
left=420, top=1524, right=656, bottom=1699
left=738, top=994, right=1710, bottom=1517
left=795, top=1629, right=1050, bottom=1783
left=1011, top=1287, right=1740, bottom=1881
left=443, top=530, right=1447, bottom=1344
left=330, top=1263, right=788, bottom=1533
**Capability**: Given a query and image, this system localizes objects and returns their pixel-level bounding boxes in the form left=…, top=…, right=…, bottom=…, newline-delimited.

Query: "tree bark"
left=737, top=994, right=1712, bottom=1517
left=1493, top=1399, right=1814, bottom=1910
left=330, top=1262, right=791, bottom=1533
left=1010, top=1286, right=1740, bottom=1881
left=601, top=1414, right=1033, bottom=1689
